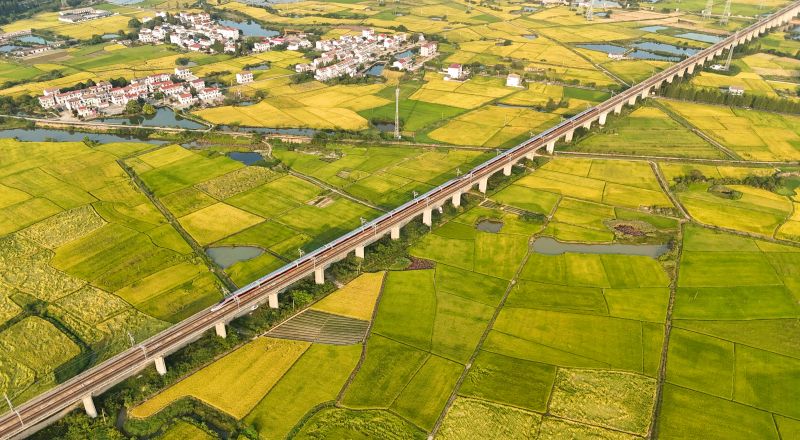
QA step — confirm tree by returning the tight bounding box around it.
[291,290,313,308]
[128,18,141,28]
[142,104,156,116]
[125,100,142,115]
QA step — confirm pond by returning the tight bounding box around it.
[476,219,504,233]
[17,35,48,45]
[366,64,385,76]
[248,63,270,70]
[218,19,279,38]
[206,246,264,269]
[633,41,697,57]
[675,32,724,44]
[628,50,679,62]
[0,128,167,144]
[531,237,669,258]
[591,0,621,7]
[576,43,627,55]
[227,151,263,165]
[374,122,395,132]
[100,108,206,129]
[0,45,21,53]
[102,34,121,40]
[394,50,414,59]
[639,25,668,33]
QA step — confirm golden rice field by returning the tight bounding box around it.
[130,338,310,419]
[311,271,385,321]
[662,100,800,161]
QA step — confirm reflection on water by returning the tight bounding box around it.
[0,128,167,144]
[228,151,263,165]
[100,108,205,129]
[532,237,669,258]
[219,19,279,37]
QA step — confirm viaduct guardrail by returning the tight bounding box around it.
[1,3,799,438]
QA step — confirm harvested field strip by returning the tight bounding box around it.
[267,309,370,345]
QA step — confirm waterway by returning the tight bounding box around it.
[219,19,279,37]
[207,246,264,269]
[675,32,724,44]
[476,219,504,233]
[228,151,263,165]
[531,237,669,258]
[0,127,167,144]
[99,108,206,129]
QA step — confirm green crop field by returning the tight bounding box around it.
[573,105,724,159]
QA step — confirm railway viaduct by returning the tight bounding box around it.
[1,3,799,438]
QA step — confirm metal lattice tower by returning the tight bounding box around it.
[723,31,737,70]
[702,0,714,19]
[394,86,401,140]
[720,0,732,25]
[585,0,594,21]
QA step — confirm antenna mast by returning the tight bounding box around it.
[723,31,737,70]
[394,86,401,140]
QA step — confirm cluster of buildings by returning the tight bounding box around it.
[391,40,438,71]
[138,12,241,54]
[37,68,222,118]
[58,7,114,23]
[294,29,422,81]
[252,34,312,53]
[0,29,63,58]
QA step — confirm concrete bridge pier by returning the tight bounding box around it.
[627,95,637,106]
[314,267,325,284]
[565,129,574,142]
[478,177,488,193]
[423,207,433,226]
[582,120,592,130]
[687,64,694,75]
[524,151,535,160]
[82,395,97,418]
[641,87,650,100]
[355,245,365,259]
[390,225,400,240]
[613,103,623,114]
[705,54,714,63]
[502,163,512,176]
[452,191,462,207]
[598,112,608,126]
[546,140,556,154]
[215,322,227,338]
[155,356,167,376]
[715,48,723,57]
[268,293,279,309]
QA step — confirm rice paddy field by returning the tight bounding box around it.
[661,100,800,161]
[0,138,217,404]
[129,144,383,286]
[274,144,491,209]
[572,105,725,159]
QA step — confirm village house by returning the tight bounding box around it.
[420,41,438,57]
[236,71,254,84]
[506,73,523,88]
[447,63,463,80]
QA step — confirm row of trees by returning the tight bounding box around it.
[661,81,800,114]
[672,169,787,193]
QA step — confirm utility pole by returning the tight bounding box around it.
[394,85,401,140]
[702,0,713,19]
[720,0,731,25]
[585,0,594,21]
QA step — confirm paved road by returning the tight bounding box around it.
[1,4,798,438]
